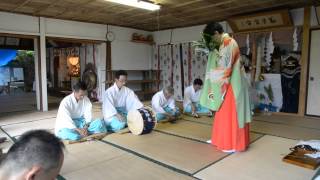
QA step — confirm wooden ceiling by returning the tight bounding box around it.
[0,0,318,31]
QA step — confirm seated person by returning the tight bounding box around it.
[0,130,64,180]
[55,81,107,141]
[152,86,180,121]
[183,78,211,117]
[102,70,143,132]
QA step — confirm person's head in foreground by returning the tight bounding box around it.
[0,130,65,180]
[73,81,88,102]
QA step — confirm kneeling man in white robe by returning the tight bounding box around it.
[183,78,211,117]
[102,70,143,132]
[55,81,107,141]
[152,86,180,121]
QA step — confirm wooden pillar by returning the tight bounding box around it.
[298,6,311,116]
[105,41,111,89]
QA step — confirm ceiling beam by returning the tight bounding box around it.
[125,0,235,22]
[151,0,302,31]
[52,0,97,18]
[86,7,136,21]
[32,0,63,15]
[10,0,33,11]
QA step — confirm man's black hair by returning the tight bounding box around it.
[73,81,87,92]
[193,78,203,86]
[115,70,128,79]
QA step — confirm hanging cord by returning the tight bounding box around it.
[84,45,87,65]
[315,6,320,25]
[171,44,174,86]
[156,8,161,90]
[93,44,96,67]
[168,29,173,45]
[157,8,160,32]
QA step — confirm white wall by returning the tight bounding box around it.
[0,12,39,35]
[111,41,152,70]
[45,18,108,41]
[44,20,154,70]
[153,21,231,45]
[109,25,152,70]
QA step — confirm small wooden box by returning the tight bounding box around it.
[283,150,320,170]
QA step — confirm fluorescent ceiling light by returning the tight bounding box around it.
[106,0,160,11]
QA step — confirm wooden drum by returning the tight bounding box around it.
[127,107,157,135]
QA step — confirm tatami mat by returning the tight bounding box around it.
[251,120,320,140]
[92,109,103,120]
[0,130,14,153]
[1,118,55,137]
[103,131,228,174]
[0,103,318,179]
[156,120,263,143]
[254,114,320,130]
[0,140,13,154]
[61,141,126,174]
[0,110,57,126]
[195,135,316,180]
[63,152,195,180]
[0,93,36,114]
[182,115,320,140]
[181,115,213,125]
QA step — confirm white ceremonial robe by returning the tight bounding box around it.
[55,93,92,135]
[183,85,201,109]
[151,90,176,114]
[102,83,143,122]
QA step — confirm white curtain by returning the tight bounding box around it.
[172,44,183,101]
[191,44,207,83]
[181,43,191,87]
[159,45,173,89]
[153,43,209,100]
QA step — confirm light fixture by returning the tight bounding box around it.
[105,0,160,11]
[68,56,79,66]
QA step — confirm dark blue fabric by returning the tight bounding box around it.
[0,49,17,66]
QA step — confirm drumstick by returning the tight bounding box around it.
[63,133,107,144]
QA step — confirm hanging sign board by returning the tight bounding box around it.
[228,10,292,33]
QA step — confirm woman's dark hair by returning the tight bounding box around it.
[203,22,224,35]
[202,22,224,50]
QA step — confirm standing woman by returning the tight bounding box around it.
[200,22,252,152]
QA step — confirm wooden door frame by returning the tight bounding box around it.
[305,27,320,117]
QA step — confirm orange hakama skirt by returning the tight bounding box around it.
[211,85,250,151]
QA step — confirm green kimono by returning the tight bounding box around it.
[200,33,252,128]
